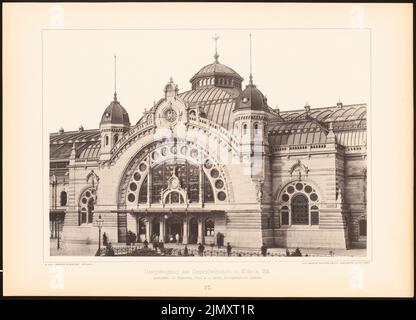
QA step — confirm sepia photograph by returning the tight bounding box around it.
[3,3,412,298]
[46,29,369,258]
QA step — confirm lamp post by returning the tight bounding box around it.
[96,215,104,256]
[56,221,61,250]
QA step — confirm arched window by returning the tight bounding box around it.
[105,135,109,146]
[189,110,196,117]
[79,187,95,225]
[205,218,215,236]
[60,191,67,206]
[138,176,148,203]
[359,219,367,237]
[281,206,289,225]
[253,123,259,135]
[114,134,119,144]
[291,194,309,225]
[87,197,94,223]
[311,205,319,225]
[243,124,248,135]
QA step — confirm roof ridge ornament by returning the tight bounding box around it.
[213,34,220,63]
[249,33,253,85]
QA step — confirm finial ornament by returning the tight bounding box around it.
[249,33,253,85]
[213,34,220,62]
[113,54,117,100]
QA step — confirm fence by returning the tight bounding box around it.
[98,244,333,257]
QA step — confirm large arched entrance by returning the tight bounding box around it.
[165,215,183,243]
[188,217,198,244]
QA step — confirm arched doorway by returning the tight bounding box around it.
[291,194,309,225]
[188,217,198,244]
[166,215,183,243]
[137,217,146,242]
[151,217,160,242]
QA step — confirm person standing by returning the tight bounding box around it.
[198,243,205,256]
[184,245,189,257]
[261,243,268,257]
[226,242,232,257]
[175,233,180,245]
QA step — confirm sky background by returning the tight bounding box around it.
[43,29,370,132]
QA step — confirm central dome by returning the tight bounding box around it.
[193,61,242,79]
[190,60,244,90]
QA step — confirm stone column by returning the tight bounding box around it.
[183,215,188,244]
[147,157,152,207]
[197,216,204,244]
[159,215,165,242]
[145,218,151,241]
[199,165,204,206]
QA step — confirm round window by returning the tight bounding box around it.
[210,169,219,178]
[180,146,188,155]
[282,194,290,202]
[128,193,136,202]
[217,191,226,201]
[129,182,137,191]
[152,151,159,160]
[190,149,198,159]
[170,146,177,154]
[310,193,318,201]
[133,172,141,181]
[161,147,168,156]
[215,179,224,189]
[295,183,303,191]
[139,163,147,172]
[204,159,213,169]
[287,186,295,194]
[305,185,313,193]
[85,191,91,198]
[81,197,87,204]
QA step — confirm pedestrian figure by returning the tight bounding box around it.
[226,242,232,257]
[261,243,268,257]
[103,232,108,247]
[159,241,165,253]
[286,248,290,256]
[175,233,180,245]
[105,242,115,256]
[198,243,205,256]
[152,241,158,252]
[184,245,189,256]
[143,239,149,248]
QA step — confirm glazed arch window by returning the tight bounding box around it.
[79,187,96,225]
[359,219,367,237]
[205,218,215,236]
[291,194,309,225]
[311,206,319,225]
[281,206,289,225]
[60,191,67,206]
[253,123,259,135]
[243,124,248,135]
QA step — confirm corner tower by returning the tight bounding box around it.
[99,56,130,161]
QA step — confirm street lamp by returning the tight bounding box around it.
[96,215,104,256]
[56,220,61,250]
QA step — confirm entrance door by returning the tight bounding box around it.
[166,216,183,243]
[188,218,198,244]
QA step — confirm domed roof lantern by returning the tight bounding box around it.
[164,77,179,98]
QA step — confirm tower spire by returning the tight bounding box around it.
[213,34,220,62]
[249,33,253,85]
[113,54,117,101]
